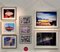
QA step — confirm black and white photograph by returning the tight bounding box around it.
[20,35,31,44]
[19,16,31,25]
[20,25,31,34]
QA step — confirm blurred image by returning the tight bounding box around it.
[20,17,31,24]
[2,35,17,48]
[20,35,31,44]
[20,26,31,34]
[4,36,15,46]
[36,12,57,26]
[37,32,56,46]
[4,9,14,18]
[4,23,15,32]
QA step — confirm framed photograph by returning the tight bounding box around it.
[35,11,57,28]
[1,35,17,49]
[2,21,16,34]
[2,7,17,20]
[19,16,31,25]
[19,25,31,35]
[35,30,58,48]
[20,35,31,44]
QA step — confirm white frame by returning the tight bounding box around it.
[34,29,58,48]
[34,11,58,29]
[2,35,17,49]
[2,21,16,34]
[2,7,17,20]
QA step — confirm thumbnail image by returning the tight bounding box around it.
[4,23,15,32]
[36,32,56,46]
[2,35,17,48]
[2,22,16,34]
[2,7,16,20]
[4,9,14,18]
[20,17,31,25]
[20,25,31,34]
[4,36,15,46]
[20,35,31,44]
[36,12,57,26]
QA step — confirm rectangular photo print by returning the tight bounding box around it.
[1,35,17,49]
[20,35,31,44]
[35,11,57,28]
[19,16,31,25]
[19,25,31,35]
[35,30,58,48]
[2,7,17,20]
[2,21,16,34]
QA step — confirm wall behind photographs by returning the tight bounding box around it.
[0,0,60,52]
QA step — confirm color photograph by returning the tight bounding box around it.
[2,7,16,20]
[35,30,58,48]
[36,11,57,26]
[2,21,16,34]
[5,23,14,31]
[2,35,17,49]
[37,32,56,46]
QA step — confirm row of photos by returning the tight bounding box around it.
[1,7,58,49]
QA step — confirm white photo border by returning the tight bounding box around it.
[1,7,17,20]
[34,29,58,48]
[34,11,58,29]
[2,21,16,34]
[1,35,17,49]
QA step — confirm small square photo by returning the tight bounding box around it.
[20,25,31,34]
[20,35,31,44]
[19,16,31,25]
[2,35,17,49]
[2,21,16,34]
[2,7,17,20]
